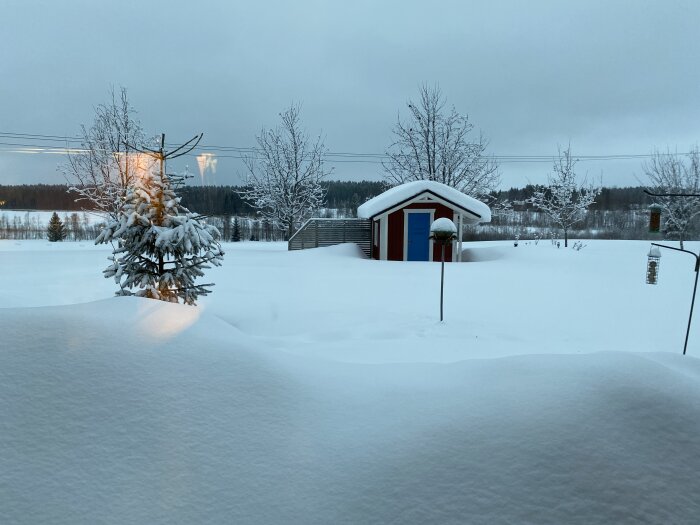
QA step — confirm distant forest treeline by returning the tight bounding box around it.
[0,182,670,242]
[0,181,649,214]
[0,181,388,215]
[494,185,650,211]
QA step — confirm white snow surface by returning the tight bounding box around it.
[2,239,700,523]
[356,180,492,222]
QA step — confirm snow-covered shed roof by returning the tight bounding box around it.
[357,180,491,222]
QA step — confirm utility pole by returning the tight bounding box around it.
[125,132,204,283]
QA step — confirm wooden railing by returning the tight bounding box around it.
[288,218,371,257]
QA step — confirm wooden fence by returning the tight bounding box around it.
[288,218,371,257]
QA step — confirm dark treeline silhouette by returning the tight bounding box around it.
[0,182,673,242]
[492,186,649,211]
[173,180,388,217]
[1,181,648,214]
[0,180,388,216]
[0,184,86,210]
[468,186,659,242]
[323,180,386,215]
[179,186,254,215]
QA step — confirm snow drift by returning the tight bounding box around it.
[3,240,700,523]
[2,297,700,524]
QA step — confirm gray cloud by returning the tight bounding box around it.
[1,0,698,188]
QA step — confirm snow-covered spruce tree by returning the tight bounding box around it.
[530,146,600,247]
[95,165,224,305]
[240,103,329,239]
[47,212,67,242]
[643,147,700,250]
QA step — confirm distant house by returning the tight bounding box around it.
[357,181,491,261]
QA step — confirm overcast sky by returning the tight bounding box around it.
[1,0,699,189]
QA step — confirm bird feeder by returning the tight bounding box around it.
[430,218,457,322]
[649,206,661,233]
[646,245,661,285]
[430,218,458,244]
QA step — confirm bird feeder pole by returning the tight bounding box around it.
[644,189,700,355]
[440,242,446,321]
[648,242,700,356]
[430,218,458,322]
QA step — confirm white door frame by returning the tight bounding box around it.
[403,209,435,261]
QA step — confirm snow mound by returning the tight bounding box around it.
[460,245,509,262]
[289,242,367,258]
[2,297,700,524]
[430,216,457,233]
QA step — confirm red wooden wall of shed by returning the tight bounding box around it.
[386,202,454,261]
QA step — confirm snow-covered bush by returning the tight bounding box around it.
[95,167,224,305]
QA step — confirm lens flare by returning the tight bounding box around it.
[196,153,218,185]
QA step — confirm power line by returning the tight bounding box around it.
[0,140,389,165]
[0,129,695,165]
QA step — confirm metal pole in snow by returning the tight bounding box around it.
[440,243,445,322]
[683,258,700,355]
[651,242,700,355]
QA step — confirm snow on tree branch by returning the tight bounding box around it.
[95,156,224,305]
[383,84,499,199]
[643,147,700,250]
[239,104,330,239]
[529,146,601,247]
[61,87,147,221]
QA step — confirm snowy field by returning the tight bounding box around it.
[2,239,700,523]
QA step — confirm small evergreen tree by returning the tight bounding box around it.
[47,212,67,242]
[95,164,224,305]
[232,216,241,242]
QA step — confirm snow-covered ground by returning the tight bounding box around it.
[2,239,700,523]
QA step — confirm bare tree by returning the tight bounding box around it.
[62,86,147,220]
[530,146,601,247]
[240,104,329,239]
[383,84,499,198]
[643,147,700,250]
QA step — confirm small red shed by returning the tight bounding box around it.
[357,181,491,262]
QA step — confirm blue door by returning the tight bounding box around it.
[406,213,431,261]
